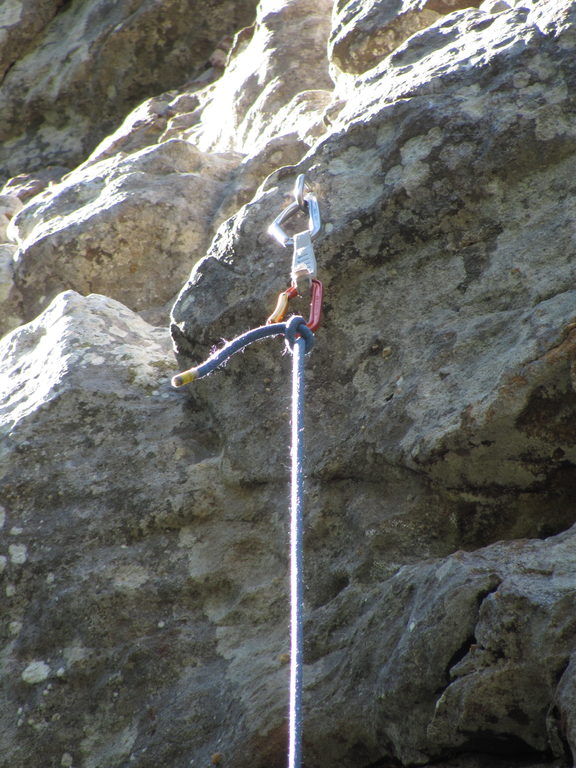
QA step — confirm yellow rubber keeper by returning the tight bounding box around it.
[171,368,198,388]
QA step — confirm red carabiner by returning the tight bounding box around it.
[306,278,323,332]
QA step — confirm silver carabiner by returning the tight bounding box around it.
[268,192,321,248]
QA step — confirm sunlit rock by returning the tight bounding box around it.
[5,140,239,329]
[0,0,258,182]
[330,0,441,75]
[182,0,334,155]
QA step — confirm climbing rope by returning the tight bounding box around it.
[289,330,306,768]
[172,175,322,768]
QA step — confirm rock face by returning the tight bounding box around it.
[0,0,258,182]
[5,139,240,330]
[2,1,576,768]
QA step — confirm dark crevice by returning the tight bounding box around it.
[547,704,572,765]
[456,732,552,761]
[308,570,350,609]
[424,746,559,768]
[438,579,501,692]
[445,634,476,675]
[476,579,502,606]
[444,473,576,551]
[0,59,16,88]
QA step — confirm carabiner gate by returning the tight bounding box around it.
[294,174,308,211]
[306,278,323,333]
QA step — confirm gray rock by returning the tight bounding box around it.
[0,166,71,203]
[2,0,576,766]
[3,139,239,336]
[169,0,576,757]
[0,193,22,241]
[480,0,512,12]
[303,529,576,765]
[0,243,22,334]
[3,290,576,768]
[329,0,486,76]
[0,0,338,339]
[0,0,65,80]
[173,0,576,504]
[329,0,441,75]
[0,0,258,182]
[182,0,335,156]
[554,653,576,764]
[0,291,239,767]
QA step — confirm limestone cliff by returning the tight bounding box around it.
[1,1,576,767]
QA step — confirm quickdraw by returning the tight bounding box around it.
[266,279,323,332]
[267,175,324,333]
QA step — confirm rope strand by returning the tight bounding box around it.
[289,335,306,768]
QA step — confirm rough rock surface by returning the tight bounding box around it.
[0,0,65,81]
[328,0,483,75]
[173,0,576,518]
[2,1,576,768]
[0,0,335,335]
[3,139,240,333]
[0,0,258,182]
[183,0,334,155]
